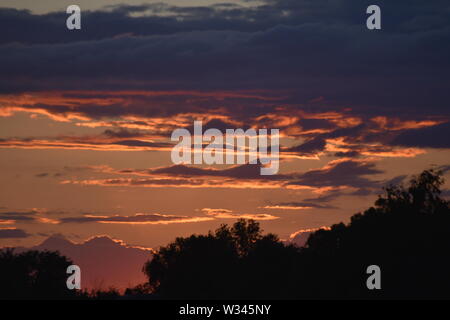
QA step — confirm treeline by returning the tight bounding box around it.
[1,170,450,299]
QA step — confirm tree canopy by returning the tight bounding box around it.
[0,249,76,299]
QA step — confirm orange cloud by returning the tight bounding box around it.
[260,205,312,210]
[61,177,288,189]
[201,208,279,221]
[0,220,15,225]
[60,213,214,225]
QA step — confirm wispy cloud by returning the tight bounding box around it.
[60,213,213,225]
[201,208,279,221]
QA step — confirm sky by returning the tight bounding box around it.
[0,0,450,260]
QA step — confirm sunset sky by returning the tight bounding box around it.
[1,0,449,253]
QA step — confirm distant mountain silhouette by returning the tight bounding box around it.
[16,235,152,291]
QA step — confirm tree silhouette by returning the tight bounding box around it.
[143,219,298,299]
[296,169,450,299]
[143,169,450,299]
[0,249,77,299]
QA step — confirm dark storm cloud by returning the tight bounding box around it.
[0,0,449,151]
[297,118,336,133]
[334,151,360,158]
[4,91,276,122]
[0,4,263,45]
[103,128,145,139]
[1,1,449,45]
[286,159,383,189]
[112,139,170,148]
[390,122,450,149]
[286,138,327,155]
[1,22,448,121]
[2,23,447,82]
[288,119,447,157]
[72,159,385,191]
[274,162,402,203]
[149,163,285,180]
[0,211,38,222]
[284,190,346,209]
[110,163,287,182]
[0,0,449,98]
[35,173,49,178]
[0,228,30,238]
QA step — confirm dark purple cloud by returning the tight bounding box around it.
[286,159,383,189]
[391,122,450,149]
[103,128,146,139]
[286,138,327,155]
[35,173,49,178]
[0,228,30,238]
[0,0,449,118]
[0,211,38,222]
[2,1,449,45]
[148,163,283,180]
[67,159,386,193]
[0,0,449,153]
